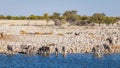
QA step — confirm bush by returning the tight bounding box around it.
[20,30,27,34]
[35,32,44,35]
[57,33,64,36]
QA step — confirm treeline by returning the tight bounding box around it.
[0,10,120,25]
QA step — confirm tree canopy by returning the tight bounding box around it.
[0,10,120,25]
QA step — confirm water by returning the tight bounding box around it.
[0,53,120,68]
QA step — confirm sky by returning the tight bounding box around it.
[0,0,120,16]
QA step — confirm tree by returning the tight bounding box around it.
[0,15,6,19]
[20,16,26,20]
[62,10,79,25]
[51,12,60,20]
[29,15,39,20]
[91,13,106,25]
[105,17,117,25]
[80,15,90,20]
[6,16,12,20]
[42,13,49,20]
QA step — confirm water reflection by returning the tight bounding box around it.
[0,53,120,68]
